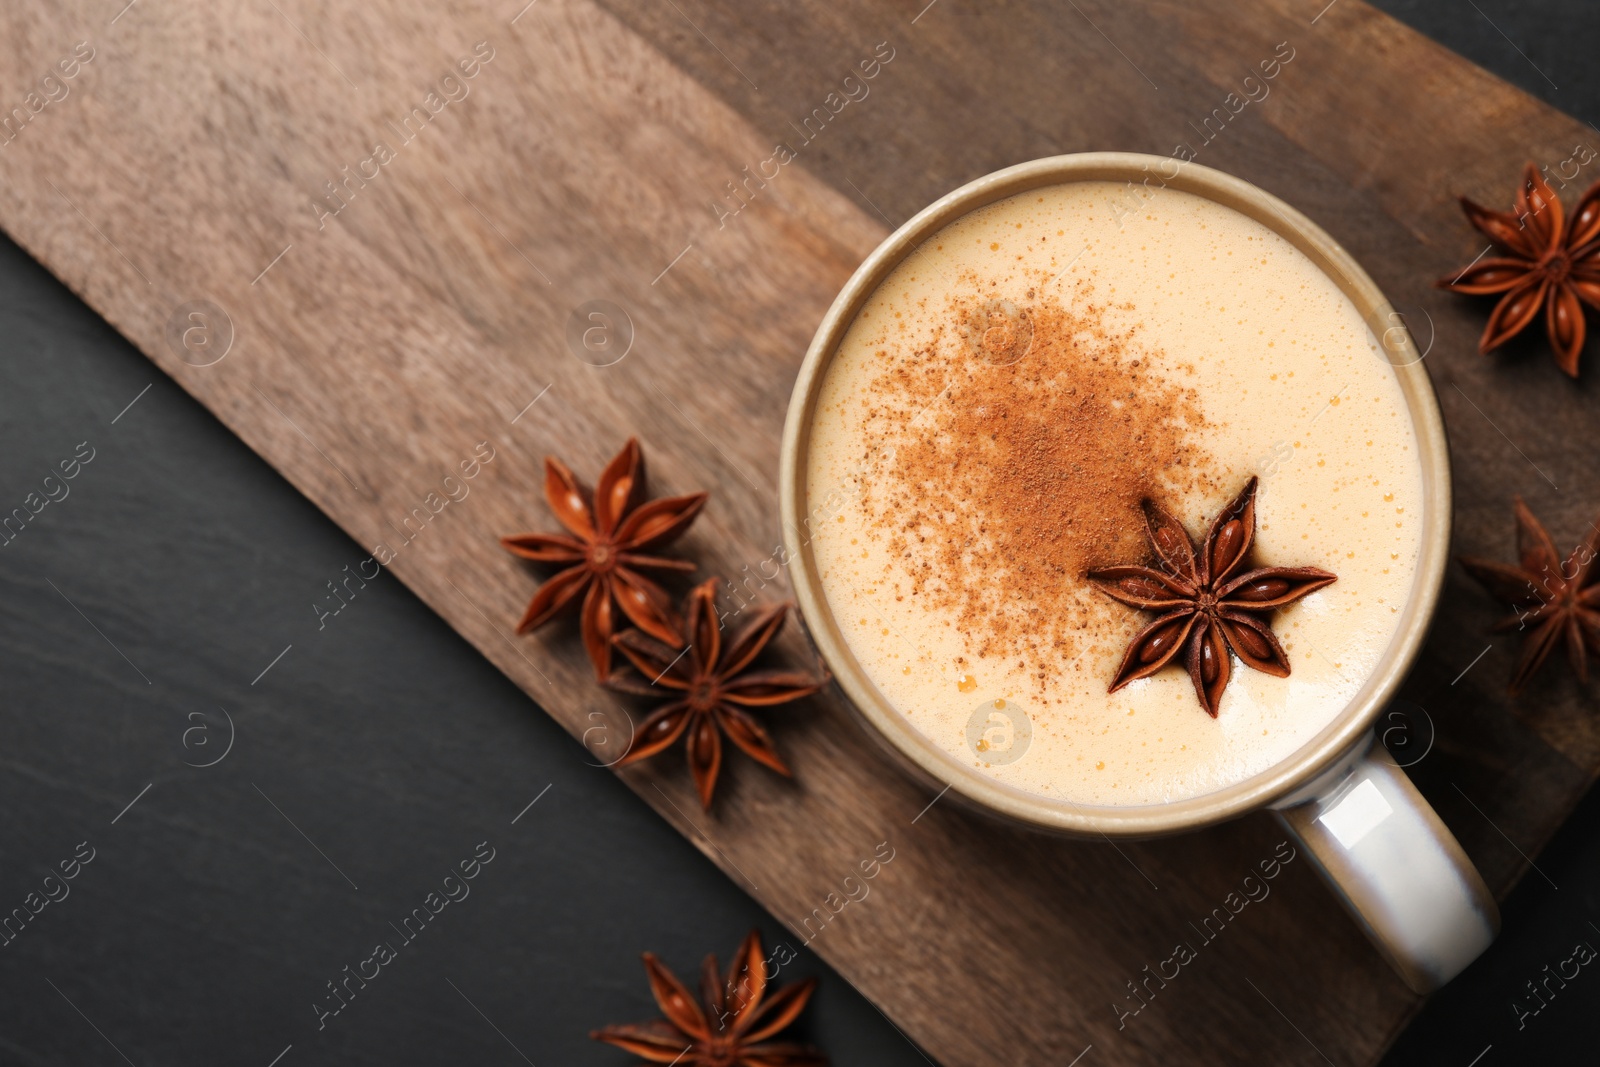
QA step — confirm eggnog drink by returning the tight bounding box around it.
[805,181,1424,807]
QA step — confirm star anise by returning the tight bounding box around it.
[501,438,707,681]
[1459,496,1600,694]
[607,577,824,809]
[1087,477,1338,717]
[1437,163,1600,377]
[591,929,825,1066]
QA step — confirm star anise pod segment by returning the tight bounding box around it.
[1438,163,1600,377]
[591,929,825,1066]
[501,437,707,680]
[1087,477,1337,717]
[608,578,824,809]
[1459,496,1600,694]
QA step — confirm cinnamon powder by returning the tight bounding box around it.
[850,286,1217,677]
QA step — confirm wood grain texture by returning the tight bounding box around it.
[0,1,1595,1064]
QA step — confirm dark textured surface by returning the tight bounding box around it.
[0,3,1596,1066]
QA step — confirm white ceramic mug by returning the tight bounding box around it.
[779,153,1498,993]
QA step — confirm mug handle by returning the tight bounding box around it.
[1272,735,1499,993]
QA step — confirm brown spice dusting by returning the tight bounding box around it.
[852,285,1216,684]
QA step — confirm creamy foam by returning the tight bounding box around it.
[806,181,1424,807]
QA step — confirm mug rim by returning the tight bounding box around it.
[778,152,1451,837]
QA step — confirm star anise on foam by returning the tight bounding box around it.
[591,929,825,1066]
[1087,477,1338,718]
[501,438,707,681]
[1437,163,1600,377]
[607,578,824,809]
[1458,496,1600,695]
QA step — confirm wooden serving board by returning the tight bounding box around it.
[2,1,1597,1062]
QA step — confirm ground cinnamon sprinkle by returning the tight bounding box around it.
[852,281,1217,680]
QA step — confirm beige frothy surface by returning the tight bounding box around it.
[805,181,1424,807]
